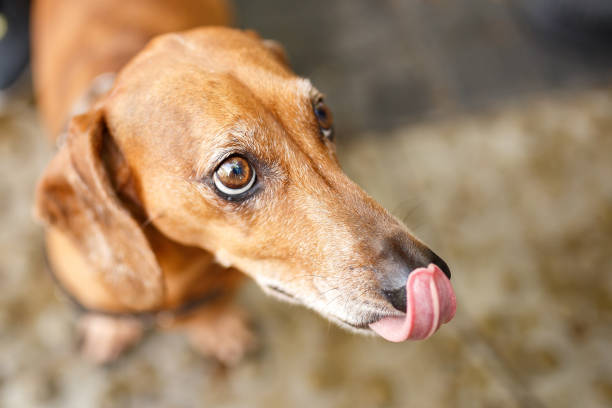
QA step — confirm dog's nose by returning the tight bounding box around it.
[382,286,408,313]
[380,245,451,313]
[429,251,451,279]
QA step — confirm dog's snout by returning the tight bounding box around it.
[378,237,451,313]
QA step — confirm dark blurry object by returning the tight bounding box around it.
[513,0,612,53]
[0,0,30,90]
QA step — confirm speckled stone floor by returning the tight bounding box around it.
[1,1,612,407]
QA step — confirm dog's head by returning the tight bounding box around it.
[36,28,455,341]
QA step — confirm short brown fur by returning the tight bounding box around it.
[33,0,445,364]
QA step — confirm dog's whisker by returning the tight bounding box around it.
[320,286,340,296]
[322,291,346,310]
[286,273,327,281]
[399,202,422,225]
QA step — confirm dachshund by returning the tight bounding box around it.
[32,0,456,364]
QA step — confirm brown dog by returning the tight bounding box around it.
[32,0,456,364]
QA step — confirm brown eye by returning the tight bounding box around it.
[314,98,334,140]
[213,156,256,196]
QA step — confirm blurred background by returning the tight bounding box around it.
[1,0,611,407]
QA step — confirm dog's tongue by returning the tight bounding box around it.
[369,264,456,342]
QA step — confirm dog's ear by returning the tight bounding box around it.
[243,30,290,67]
[262,39,290,67]
[35,110,164,311]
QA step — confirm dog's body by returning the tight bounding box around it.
[32,0,456,364]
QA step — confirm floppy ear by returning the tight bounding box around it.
[35,110,164,311]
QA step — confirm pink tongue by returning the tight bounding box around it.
[369,264,456,342]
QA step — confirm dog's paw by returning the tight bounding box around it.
[185,305,258,366]
[77,315,143,364]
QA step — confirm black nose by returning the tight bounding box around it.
[382,287,408,313]
[379,244,451,313]
[430,251,451,279]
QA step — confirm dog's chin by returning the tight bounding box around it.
[260,283,379,335]
[326,315,375,335]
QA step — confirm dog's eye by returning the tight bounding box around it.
[213,156,256,196]
[313,98,334,141]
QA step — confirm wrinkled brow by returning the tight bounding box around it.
[193,121,261,179]
[192,77,317,179]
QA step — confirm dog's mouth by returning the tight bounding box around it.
[263,284,302,305]
[368,264,456,341]
[263,264,456,341]
[266,285,295,299]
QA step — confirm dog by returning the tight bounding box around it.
[32,0,456,364]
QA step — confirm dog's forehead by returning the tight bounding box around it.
[108,28,315,126]
[106,28,333,176]
[109,61,314,139]
[114,27,295,88]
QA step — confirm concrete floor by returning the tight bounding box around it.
[1,1,612,407]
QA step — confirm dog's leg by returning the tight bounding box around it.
[77,314,144,364]
[163,300,257,366]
